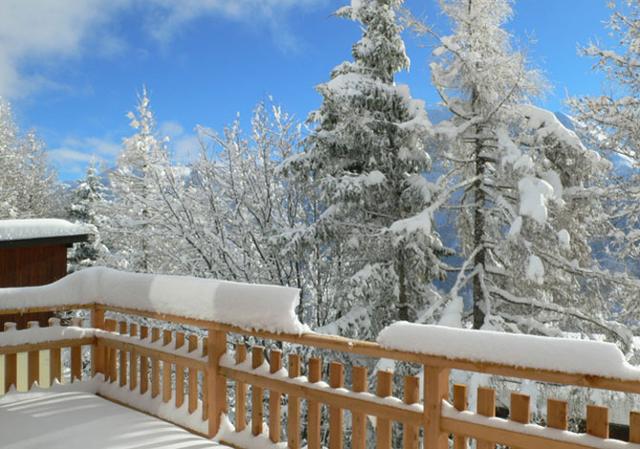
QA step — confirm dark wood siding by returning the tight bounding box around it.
[0,245,67,328]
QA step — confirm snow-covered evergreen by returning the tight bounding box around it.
[67,163,110,271]
[288,0,446,338]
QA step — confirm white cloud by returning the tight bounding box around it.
[160,120,201,163]
[142,0,326,44]
[160,120,185,138]
[0,0,129,98]
[48,135,121,176]
[0,0,325,99]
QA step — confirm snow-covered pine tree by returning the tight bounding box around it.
[108,88,171,272]
[288,0,446,338]
[68,162,110,271]
[421,0,634,345]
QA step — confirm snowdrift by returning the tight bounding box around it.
[0,267,306,335]
[378,321,640,381]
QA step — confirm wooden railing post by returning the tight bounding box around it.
[287,354,301,449]
[376,370,393,449]
[48,318,62,385]
[351,365,368,449]
[187,334,198,414]
[452,384,468,449]
[27,321,40,388]
[4,322,17,392]
[307,357,322,449]
[329,361,344,449]
[206,327,227,438]
[424,366,449,449]
[70,317,83,382]
[91,306,105,378]
[403,376,420,449]
[251,346,265,436]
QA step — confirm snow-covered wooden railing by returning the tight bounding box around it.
[1,268,640,449]
[0,317,91,391]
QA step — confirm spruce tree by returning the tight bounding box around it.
[289,0,446,337]
[68,162,109,271]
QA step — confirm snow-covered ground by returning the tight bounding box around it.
[0,389,226,449]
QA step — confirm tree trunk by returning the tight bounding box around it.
[472,127,487,329]
[398,252,409,321]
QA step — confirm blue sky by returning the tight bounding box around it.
[0,0,615,181]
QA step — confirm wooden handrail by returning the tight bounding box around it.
[0,337,95,355]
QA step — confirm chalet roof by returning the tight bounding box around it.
[0,219,91,248]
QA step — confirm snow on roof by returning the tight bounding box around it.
[0,219,90,242]
[0,267,307,335]
[377,322,640,382]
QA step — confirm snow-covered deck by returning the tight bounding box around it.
[0,389,226,449]
[1,267,640,449]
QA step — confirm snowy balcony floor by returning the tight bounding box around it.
[0,390,227,449]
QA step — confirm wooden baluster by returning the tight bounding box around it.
[27,321,40,388]
[129,323,138,391]
[48,318,62,385]
[329,362,344,449]
[105,319,117,382]
[91,306,105,377]
[452,384,468,449]
[175,331,185,408]
[287,354,301,449]
[252,346,265,437]
[70,317,83,382]
[206,329,227,437]
[511,393,530,424]
[307,357,322,449]
[403,376,420,449]
[376,370,393,449]
[352,365,368,449]
[424,367,450,449]
[151,327,160,398]
[235,343,248,432]
[477,387,496,449]
[630,411,640,443]
[119,321,128,387]
[140,326,149,394]
[4,322,17,392]
[511,392,530,449]
[547,399,568,431]
[202,337,209,421]
[269,349,283,443]
[587,405,609,439]
[163,330,172,403]
[188,335,198,414]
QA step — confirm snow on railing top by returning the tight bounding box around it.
[0,325,94,348]
[0,218,90,241]
[0,267,308,335]
[377,322,640,382]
